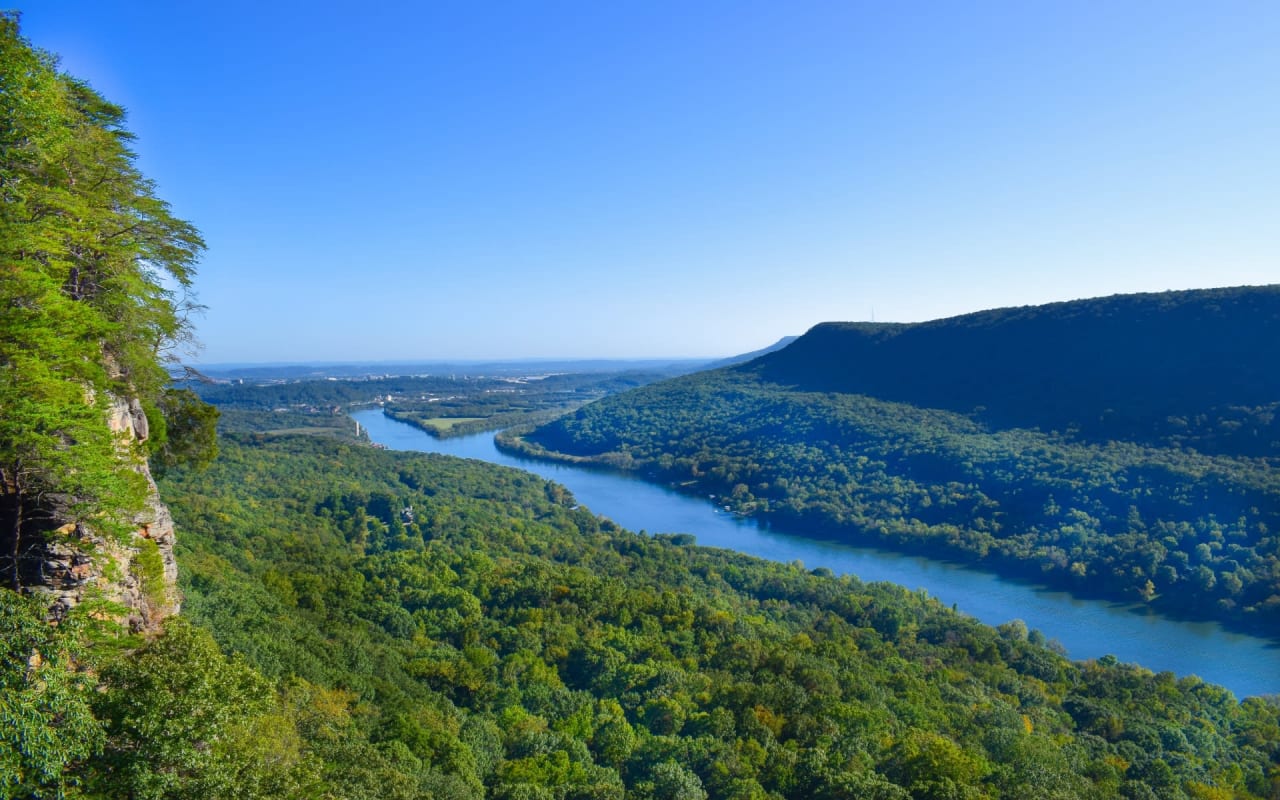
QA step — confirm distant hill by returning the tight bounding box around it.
[705,335,800,370]
[195,357,707,383]
[746,286,1280,453]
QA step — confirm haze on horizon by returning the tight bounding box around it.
[18,1,1279,363]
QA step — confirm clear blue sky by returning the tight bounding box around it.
[17,1,1280,363]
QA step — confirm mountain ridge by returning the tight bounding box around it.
[745,285,1280,453]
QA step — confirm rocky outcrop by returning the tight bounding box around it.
[33,395,179,632]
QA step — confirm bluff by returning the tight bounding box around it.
[20,395,181,630]
[0,14,204,630]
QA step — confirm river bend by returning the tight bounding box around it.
[354,408,1279,698]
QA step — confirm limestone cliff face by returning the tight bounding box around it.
[36,395,179,632]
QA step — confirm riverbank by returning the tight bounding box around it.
[495,430,1280,644]
[354,409,1280,698]
[386,405,588,440]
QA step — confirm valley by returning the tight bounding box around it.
[5,10,1279,798]
[356,408,1280,699]
[514,288,1280,639]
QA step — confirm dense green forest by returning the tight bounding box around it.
[8,419,1280,797]
[153,429,1278,799]
[517,289,1280,636]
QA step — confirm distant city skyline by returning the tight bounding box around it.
[19,1,1279,362]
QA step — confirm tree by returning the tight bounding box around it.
[0,12,206,588]
[650,762,707,800]
[87,619,285,799]
[0,592,103,797]
[151,388,220,474]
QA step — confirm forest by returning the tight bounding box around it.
[516,290,1280,636]
[125,428,1280,797]
[3,12,1279,798]
[7,409,1280,797]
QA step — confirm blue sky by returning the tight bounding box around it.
[17,1,1280,362]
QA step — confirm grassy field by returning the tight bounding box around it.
[414,416,487,432]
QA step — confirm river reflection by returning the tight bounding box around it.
[354,408,1279,698]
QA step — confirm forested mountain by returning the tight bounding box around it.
[0,13,218,794]
[516,288,1280,634]
[749,287,1280,455]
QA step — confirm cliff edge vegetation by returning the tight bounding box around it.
[0,14,218,797]
[0,11,218,623]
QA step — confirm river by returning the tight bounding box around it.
[353,408,1279,698]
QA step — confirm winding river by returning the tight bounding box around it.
[354,408,1279,698]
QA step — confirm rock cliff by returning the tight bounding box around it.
[33,395,179,632]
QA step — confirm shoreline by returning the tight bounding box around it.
[495,430,1280,647]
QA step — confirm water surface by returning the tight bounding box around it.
[355,408,1279,698]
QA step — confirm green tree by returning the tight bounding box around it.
[0,12,206,588]
[150,388,220,473]
[0,592,103,798]
[87,619,286,799]
[883,731,991,800]
[651,762,707,800]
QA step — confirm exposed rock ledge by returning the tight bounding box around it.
[33,395,179,632]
